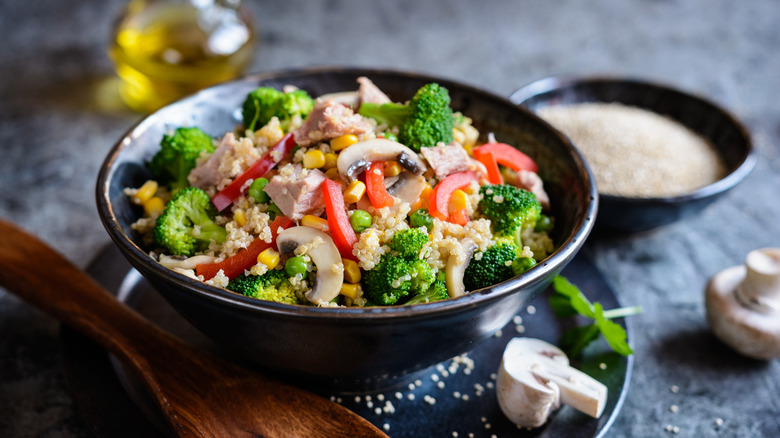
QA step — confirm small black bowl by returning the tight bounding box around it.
[97,67,597,391]
[511,76,756,234]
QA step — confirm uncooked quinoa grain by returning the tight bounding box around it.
[538,102,726,197]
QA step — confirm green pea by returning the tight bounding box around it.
[511,257,537,275]
[410,209,434,232]
[382,132,398,142]
[248,177,270,203]
[349,209,372,233]
[284,256,308,277]
[534,215,553,232]
[266,202,282,220]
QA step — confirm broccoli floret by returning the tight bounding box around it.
[400,83,454,152]
[478,184,542,238]
[463,242,519,291]
[226,270,302,304]
[358,83,454,152]
[388,227,429,259]
[153,187,226,256]
[406,279,449,304]
[362,256,413,305]
[363,227,442,305]
[149,127,214,192]
[242,87,314,131]
[408,258,436,293]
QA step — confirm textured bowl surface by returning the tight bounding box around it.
[511,76,755,234]
[97,67,597,390]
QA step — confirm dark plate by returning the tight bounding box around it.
[62,244,632,438]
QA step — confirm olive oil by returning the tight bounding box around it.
[110,0,254,113]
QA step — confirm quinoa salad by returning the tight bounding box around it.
[125,77,554,307]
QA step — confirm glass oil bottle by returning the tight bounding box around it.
[109,0,254,113]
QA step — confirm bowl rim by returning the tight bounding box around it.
[96,66,598,320]
[509,74,757,204]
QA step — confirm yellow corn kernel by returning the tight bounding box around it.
[303,149,326,169]
[342,180,366,204]
[449,189,469,211]
[257,248,280,269]
[330,134,359,151]
[383,161,402,177]
[340,283,359,300]
[342,258,361,283]
[325,167,341,180]
[233,208,247,227]
[134,180,158,205]
[302,214,329,232]
[143,196,165,217]
[452,128,466,146]
[462,142,473,155]
[420,182,433,199]
[323,153,338,169]
[411,182,433,211]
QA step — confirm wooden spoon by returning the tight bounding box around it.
[0,219,387,438]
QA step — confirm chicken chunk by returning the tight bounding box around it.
[293,100,372,147]
[263,165,327,220]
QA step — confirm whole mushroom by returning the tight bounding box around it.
[496,337,607,428]
[705,247,780,359]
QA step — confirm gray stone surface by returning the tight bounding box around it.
[1,0,778,436]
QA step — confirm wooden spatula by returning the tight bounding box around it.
[0,219,387,438]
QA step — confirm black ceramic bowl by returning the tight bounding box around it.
[97,67,597,391]
[511,76,755,233]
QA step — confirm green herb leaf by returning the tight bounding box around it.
[594,303,634,356]
[551,276,595,318]
[560,324,601,358]
[550,275,640,357]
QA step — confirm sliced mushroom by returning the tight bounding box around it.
[336,139,426,181]
[705,247,780,359]
[276,226,344,304]
[385,172,427,206]
[159,254,218,270]
[497,337,608,428]
[445,238,478,298]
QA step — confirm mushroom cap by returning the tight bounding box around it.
[276,226,344,304]
[336,139,426,181]
[497,338,567,427]
[706,264,780,359]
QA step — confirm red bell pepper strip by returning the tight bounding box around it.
[211,133,296,211]
[195,215,294,280]
[322,178,359,261]
[365,161,394,209]
[428,171,477,221]
[472,143,538,174]
[475,150,503,185]
[448,208,470,226]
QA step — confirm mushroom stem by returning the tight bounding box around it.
[705,248,780,359]
[529,356,607,418]
[736,248,780,314]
